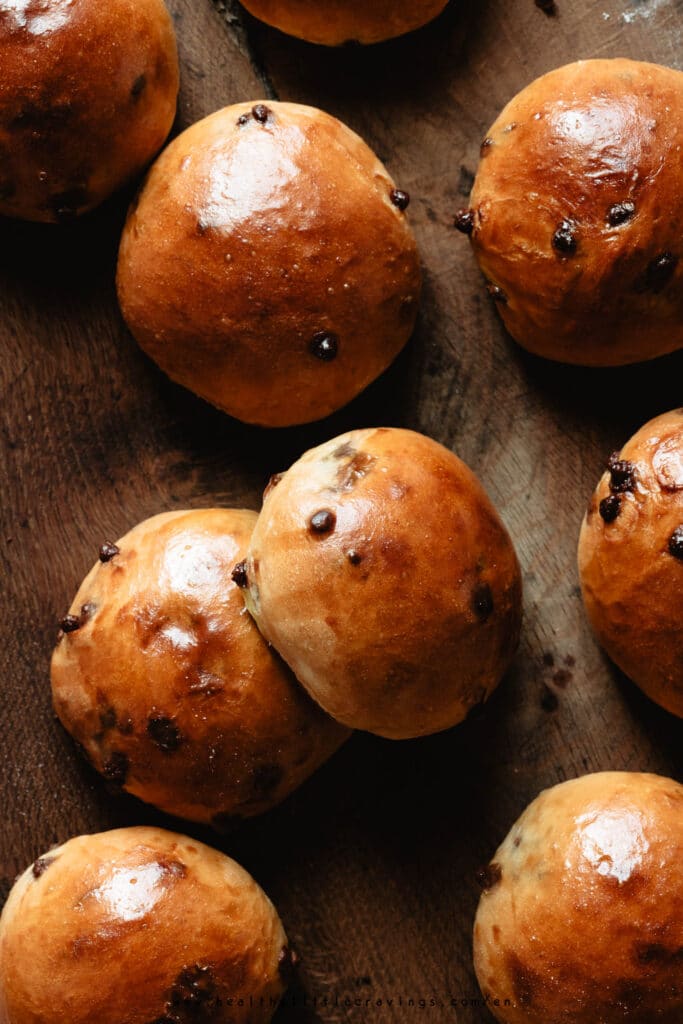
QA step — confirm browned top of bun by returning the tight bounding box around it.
[469,59,683,366]
[474,772,683,1024]
[0,0,178,222]
[50,509,349,825]
[239,0,448,45]
[116,101,421,427]
[244,428,522,738]
[578,408,683,716]
[0,827,287,1024]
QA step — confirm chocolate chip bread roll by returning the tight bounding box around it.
[238,0,449,45]
[458,59,683,365]
[578,409,683,717]
[116,101,421,426]
[0,827,290,1024]
[50,509,349,827]
[474,772,683,1023]
[0,0,178,222]
[240,428,523,738]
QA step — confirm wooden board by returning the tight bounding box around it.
[2,1,683,1020]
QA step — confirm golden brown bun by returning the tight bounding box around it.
[0,0,178,223]
[473,772,683,1024]
[578,409,683,717]
[242,428,522,738]
[238,0,448,45]
[0,826,289,1024]
[465,59,683,366]
[50,509,349,826]
[116,101,421,427]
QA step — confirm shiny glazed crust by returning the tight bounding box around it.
[0,826,288,1024]
[0,0,179,222]
[468,59,683,366]
[50,509,349,825]
[116,101,421,427]
[238,0,449,45]
[243,428,522,738]
[578,409,683,717]
[473,772,683,1023]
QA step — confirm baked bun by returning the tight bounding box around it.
[578,409,683,717]
[50,509,349,826]
[0,826,290,1024]
[116,101,421,427]
[238,0,448,45]
[240,428,522,738]
[473,771,683,1023]
[460,59,683,365]
[0,0,178,223]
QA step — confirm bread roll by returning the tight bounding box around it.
[0,0,178,223]
[578,409,683,717]
[0,826,289,1024]
[459,59,683,365]
[238,0,449,45]
[116,101,421,427]
[50,509,349,827]
[473,771,683,1023]
[240,428,522,738]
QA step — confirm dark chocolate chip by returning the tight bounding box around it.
[60,614,81,633]
[80,602,96,623]
[390,188,410,211]
[541,685,559,712]
[236,112,250,126]
[99,707,117,731]
[147,716,182,752]
[309,509,336,534]
[472,583,494,621]
[32,856,54,879]
[599,495,622,523]
[103,751,129,786]
[231,560,248,588]
[310,331,338,362]
[607,454,636,493]
[454,209,474,235]
[99,541,120,562]
[552,220,577,255]
[668,527,683,559]
[278,945,301,984]
[170,965,218,1010]
[476,862,503,890]
[486,282,508,303]
[607,201,635,227]
[131,74,147,100]
[252,103,270,124]
[535,0,557,14]
[347,549,362,566]
[480,137,494,156]
[642,252,678,292]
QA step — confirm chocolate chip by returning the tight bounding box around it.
[642,252,678,292]
[99,541,120,562]
[252,104,270,124]
[599,495,622,523]
[59,614,81,633]
[390,188,410,211]
[347,549,362,565]
[486,282,508,303]
[309,509,336,534]
[454,209,474,235]
[147,716,182,752]
[80,602,96,623]
[535,0,557,15]
[552,220,577,255]
[99,707,117,731]
[472,583,494,621]
[310,331,338,362]
[231,560,248,588]
[170,965,217,1011]
[131,74,146,100]
[236,112,250,126]
[476,862,503,890]
[278,946,301,984]
[103,751,129,786]
[480,137,494,156]
[49,185,89,221]
[668,527,683,559]
[607,201,635,227]
[541,685,559,712]
[32,856,54,879]
[608,453,636,493]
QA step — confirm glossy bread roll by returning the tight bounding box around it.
[0,0,179,223]
[0,827,290,1024]
[240,428,522,738]
[50,509,349,827]
[238,0,449,45]
[578,409,683,717]
[473,772,683,1023]
[117,101,421,427]
[461,59,683,365]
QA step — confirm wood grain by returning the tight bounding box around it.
[1,1,682,1021]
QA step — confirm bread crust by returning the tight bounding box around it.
[238,0,449,45]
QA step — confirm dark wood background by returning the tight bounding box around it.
[2,1,683,1020]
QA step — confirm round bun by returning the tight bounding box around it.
[50,509,349,826]
[116,101,421,427]
[241,428,522,738]
[473,771,683,1023]
[463,59,683,365]
[0,0,178,223]
[578,409,683,717]
[0,826,289,1024]
[238,0,448,45]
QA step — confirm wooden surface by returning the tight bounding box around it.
[2,1,683,1020]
